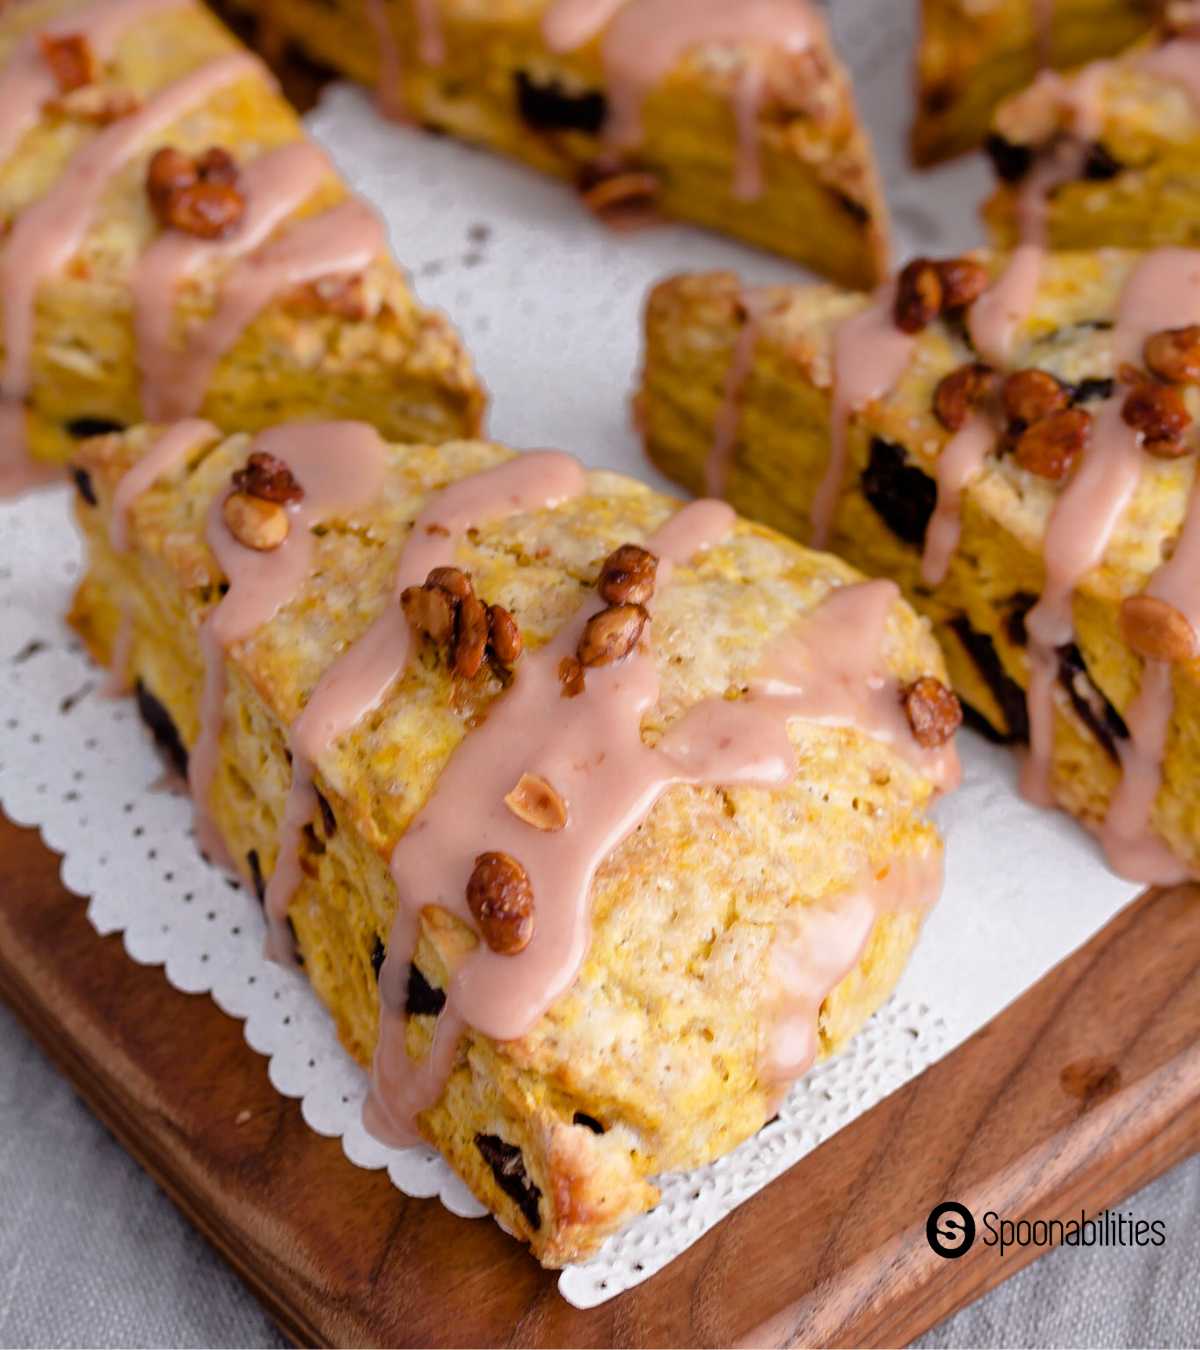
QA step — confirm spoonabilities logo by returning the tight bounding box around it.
[927,1201,976,1259]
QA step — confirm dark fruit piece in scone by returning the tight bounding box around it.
[860,437,936,548]
[134,680,188,778]
[474,1132,543,1230]
[514,70,606,135]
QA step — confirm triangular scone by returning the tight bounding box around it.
[983,15,1200,250]
[641,248,1200,882]
[224,0,889,287]
[69,420,955,1264]
[913,0,1155,163]
[0,0,484,490]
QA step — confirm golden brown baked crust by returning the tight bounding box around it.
[225,0,889,287]
[913,0,1157,164]
[0,0,483,471]
[69,422,950,1265]
[639,255,1200,875]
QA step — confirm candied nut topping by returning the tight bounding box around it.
[893,258,943,334]
[936,257,990,311]
[900,676,963,748]
[146,145,245,239]
[1119,594,1199,664]
[232,451,304,504]
[222,491,289,551]
[578,168,660,218]
[426,565,472,601]
[558,655,585,698]
[598,543,658,606]
[1014,407,1091,480]
[933,362,997,432]
[1144,326,1200,386]
[577,602,648,668]
[290,272,370,321]
[504,772,568,832]
[487,604,523,668]
[1121,381,1192,455]
[45,82,140,123]
[453,591,489,679]
[466,851,535,955]
[39,32,96,92]
[401,582,457,647]
[1002,369,1070,426]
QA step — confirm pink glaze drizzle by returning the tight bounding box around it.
[0,0,187,163]
[1138,36,1200,109]
[762,848,942,1086]
[546,0,821,203]
[366,556,957,1148]
[815,285,915,548]
[110,419,220,552]
[922,414,996,587]
[144,197,384,422]
[187,423,388,869]
[262,451,590,961]
[133,141,332,416]
[705,290,767,498]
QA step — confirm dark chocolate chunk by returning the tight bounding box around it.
[315,787,336,836]
[1081,141,1123,181]
[833,189,870,225]
[860,437,937,549]
[404,963,447,1016]
[1070,377,1115,405]
[948,616,1030,744]
[246,849,265,903]
[70,465,97,506]
[984,132,1033,183]
[515,70,606,135]
[572,1112,605,1134]
[66,416,125,440]
[371,935,386,980]
[1004,592,1038,648]
[474,1132,543,1231]
[134,680,189,778]
[1057,643,1128,762]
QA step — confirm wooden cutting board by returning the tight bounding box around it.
[1,809,1197,1347]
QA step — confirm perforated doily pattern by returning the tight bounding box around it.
[0,1,1144,1309]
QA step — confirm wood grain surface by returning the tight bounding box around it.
[1,809,1196,1347]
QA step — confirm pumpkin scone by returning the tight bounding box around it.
[639,247,1200,883]
[0,0,483,494]
[983,10,1200,250]
[222,0,889,287]
[913,0,1158,164]
[68,420,958,1265]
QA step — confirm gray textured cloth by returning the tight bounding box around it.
[1,1001,1196,1349]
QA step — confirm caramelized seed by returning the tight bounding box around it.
[194,145,239,186]
[146,146,196,214]
[1122,381,1191,451]
[900,676,963,748]
[39,32,95,92]
[1119,594,1199,664]
[161,180,245,239]
[222,491,289,551]
[466,852,534,955]
[487,604,523,667]
[1144,325,1200,385]
[453,591,489,679]
[598,543,658,606]
[1002,369,1070,426]
[1014,407,1091,480]
[933,362,997,432]
[558,655,585,698]
[401,583,457,647]
[232,451,304,504]
[936,257,990,311]
[893,258,943,334]
[577,603,648,667]
[426,566,472,601]
[504,773,568,832]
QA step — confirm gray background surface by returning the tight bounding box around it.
[1,1001,1196,1350]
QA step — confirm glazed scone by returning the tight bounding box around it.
[983,15,1200,250]
[0,0,483,491]
[68,420,958,1265]
[913,0,1157,164]
[223,0,890,287]
[639,247,1200,883]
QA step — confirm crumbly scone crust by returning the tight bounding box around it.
[0,0,483,466]
[69,425,947,1265]
[224,0,889,287]
[913,0,1156,164]
[640,256,1200,869]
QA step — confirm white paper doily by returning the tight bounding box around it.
[0,2,1146,1310]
